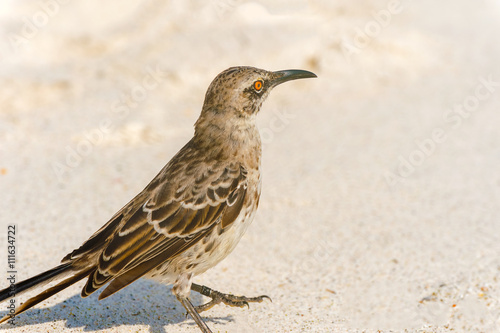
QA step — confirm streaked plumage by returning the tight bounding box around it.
[0,66,316,332]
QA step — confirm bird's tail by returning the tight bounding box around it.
[0,263,92,323]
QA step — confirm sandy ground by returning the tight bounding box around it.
[1,0,500,332]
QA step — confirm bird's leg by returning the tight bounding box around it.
[191,283,271,313]
[177,296,213,333]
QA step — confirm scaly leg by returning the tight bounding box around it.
[177,296,212,333]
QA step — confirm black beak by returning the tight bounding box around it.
[272,69,317,86]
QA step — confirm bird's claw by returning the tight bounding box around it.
[194,290,271,313]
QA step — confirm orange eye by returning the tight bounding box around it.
[254,80,263,91]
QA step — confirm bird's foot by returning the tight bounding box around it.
[191,283,271,313]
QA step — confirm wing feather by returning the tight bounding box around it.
[70,142,249,299]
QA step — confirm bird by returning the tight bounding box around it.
[0,66,316,332]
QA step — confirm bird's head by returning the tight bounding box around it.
[198,66,316,119]
[194,66,316,146]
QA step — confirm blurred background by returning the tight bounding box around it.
[1,0,499,332]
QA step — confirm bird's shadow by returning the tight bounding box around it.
[0,280,234,332]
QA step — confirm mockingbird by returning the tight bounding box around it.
[0,66,316,332]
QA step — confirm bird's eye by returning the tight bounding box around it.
[253,80,263,92]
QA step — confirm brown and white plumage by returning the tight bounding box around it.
[0,66,316,332]
[76,140,257,300]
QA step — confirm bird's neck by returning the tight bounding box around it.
[193,109,262,168]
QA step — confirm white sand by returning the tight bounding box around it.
[1,0,500,332]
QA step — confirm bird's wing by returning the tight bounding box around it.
[64,143,248,298]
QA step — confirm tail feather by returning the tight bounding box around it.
[0,263,72,303]
[0,267,93,324]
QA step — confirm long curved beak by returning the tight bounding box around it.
[272,69,317,86]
